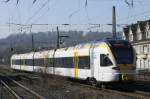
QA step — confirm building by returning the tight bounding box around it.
[123,20,150,70]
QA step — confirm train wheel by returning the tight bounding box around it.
[89,78,97,86]
[86,78,90,85]
[98,82,106,90]
[101,83,106,89]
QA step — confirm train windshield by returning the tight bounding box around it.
[110,42,134,64]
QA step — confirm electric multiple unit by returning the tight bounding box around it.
[11,39,137,84]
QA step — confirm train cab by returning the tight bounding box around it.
[93,39,137,83]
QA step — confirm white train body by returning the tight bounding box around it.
[11,39,137,83]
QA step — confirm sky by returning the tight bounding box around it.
[0,0,150,38]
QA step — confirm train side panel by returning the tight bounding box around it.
[53,48,91,80]
[33,50,50,72]
[20,53,34,72]
[11,54,21,70]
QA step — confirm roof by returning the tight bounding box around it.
[12,39,130,55]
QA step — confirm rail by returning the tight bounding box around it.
[68,80,150,99]
[1,80,22,99]
[0,74,45,99]
[11,79,45,99]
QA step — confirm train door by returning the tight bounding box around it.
[94,48,114,82]
[19,56,21,70]
[99,52,114,82]
[43,51,49,73]
[92,49,100,81]
[90,48,94,77]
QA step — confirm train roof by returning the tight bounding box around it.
[102,38,129,43]
[74,38,130,48]
[12,39,131,56]
[102,39,131,46]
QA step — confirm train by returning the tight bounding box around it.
[11,39,137,86]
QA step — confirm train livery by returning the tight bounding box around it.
[11,39,137,85]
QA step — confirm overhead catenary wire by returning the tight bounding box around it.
[117,9,150,23]
[68,0,81,19]
[32,0,58,24]
[25,0,50,24]
[32,0,37,4]
[4,0,150,35]
[0,0,100,35]
[7,22,105,34]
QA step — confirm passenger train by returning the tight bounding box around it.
[11,39,137,85]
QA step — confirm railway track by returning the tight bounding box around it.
[104,88,150,99]
[0,66,150,99]
[68,80,150,99]
[7,70,150,99]
[0,73,45,99]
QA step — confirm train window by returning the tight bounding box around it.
[53,58,57,67]
[34,59,44,66]
[61,57,72,68]
[54,58,60,67]
[55,57,73,68]
[62,58,66,67]
[21,59,26,65]
[59,58,63,67]
[12,60,16,65]
[68,57,71,67]
[18,60,21,65]
[26,59,33,66]
[100,54,113,66]
[50,57,74,68]
[15,60,21,65]
[48,58,53,67]
[44,58,48,67]
[59,58,61,67]
[70,57,73,68]
[78,56,90,69]
[65,57,69,67]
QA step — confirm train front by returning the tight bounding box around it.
[108,40,137,83]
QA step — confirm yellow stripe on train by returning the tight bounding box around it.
[118,64,133,70]
[122,74,134,81]
[74,51,78,78]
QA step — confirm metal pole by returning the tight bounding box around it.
[56,26,60,49]
[112,6,117,39]
[30,25,34,51]
[30,25,35,71]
